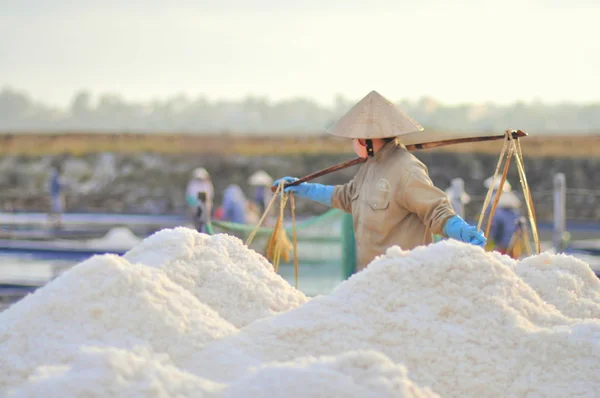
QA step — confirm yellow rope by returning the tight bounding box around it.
[484,135,514,241]
[507,222,532,259]
[266,185,291,272]
[506,231,519,258]
[522,228,532,257]
[509,136,540,254]
[514,137,539,231]
[245,181,301,286]
[290,193,299,288]
[478,136,510,232]
[246,182,283,246]
[480,130,540,257]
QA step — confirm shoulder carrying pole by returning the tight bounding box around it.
[272,130,528,193]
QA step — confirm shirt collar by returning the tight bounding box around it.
[373,139,400,161]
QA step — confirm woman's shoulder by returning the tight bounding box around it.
[389,146,428,173]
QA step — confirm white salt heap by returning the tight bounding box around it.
[515,252,600,319]
[192,241,600,397]
[10,348,438,398]
[220,350,439,398]
[1,228,600,398]
[482,250,600,320]
[123,228,308,327]
[9,346,221,398]
[0,254,237,393]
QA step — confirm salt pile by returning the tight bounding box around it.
[8,346,220,398]
[2,228,600,398]
[192,241,600,397]
[515,252,600,319]
[484,250,600,319]
[10,348,437,398]
[123,228,308,327]
[220,350,439,398]
[0,254,237,392]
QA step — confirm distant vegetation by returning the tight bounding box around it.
[1,87,599,134]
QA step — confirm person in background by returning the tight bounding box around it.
[185,167,214,221]
[431,183,473,243]
[248,170,274,215]
[483,177,522,255]
[222,184,248,224]
[193,192,209,233]
[48,165,66,228]
[273,90,485,272]
[444,183,471,216]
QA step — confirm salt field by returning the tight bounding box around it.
[1,228,599,397]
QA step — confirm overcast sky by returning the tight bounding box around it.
[1,0,599,107]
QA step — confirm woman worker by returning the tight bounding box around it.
[186,167,214,220]
[248,170,274,215]
[274,91,485,271]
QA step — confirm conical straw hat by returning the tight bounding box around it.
[248,170,273,186]
[326,90,423,139]
[496,191,521,209]
[192,167,210,180]
[484,176,512,192]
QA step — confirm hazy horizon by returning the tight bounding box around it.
[2,84,600,134]
[2,0,599,108]
[4,86,600,110]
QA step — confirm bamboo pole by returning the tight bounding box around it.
[272,131,529,193]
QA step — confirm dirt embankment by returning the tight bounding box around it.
[1,133,599,222]
[1,132,599,158]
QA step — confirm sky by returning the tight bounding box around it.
[1,0,599,107]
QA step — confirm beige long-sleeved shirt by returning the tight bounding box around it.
[331,140,455,271]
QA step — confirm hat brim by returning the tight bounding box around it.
[326,91,423,139]
[496,191,521,208]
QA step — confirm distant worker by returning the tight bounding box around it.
[193,192,209,233]
[444,180,471,217]
[186,167,214,220]
[483,177,522,256]
[222,184,248,224]
[48,165,66,228]
[436,181,472,243]
[273,90,485,271]
[248,170,273,215]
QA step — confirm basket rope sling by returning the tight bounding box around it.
[477,130,540,256]
[245,181,300,287]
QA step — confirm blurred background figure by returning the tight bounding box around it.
[48,165,66,228]
[193,192,209,233]
[222,184,248,225]
[505,216,532,259]
[185,167,213,222]
[248,170,274,215]
[483,177,522,255]
[445,180,471,217]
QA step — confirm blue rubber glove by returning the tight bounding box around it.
[272,176,335,206]
[443,215,486,247]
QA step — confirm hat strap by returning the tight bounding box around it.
[366,139,375,157]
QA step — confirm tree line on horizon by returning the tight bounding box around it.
[1,87,599,135]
